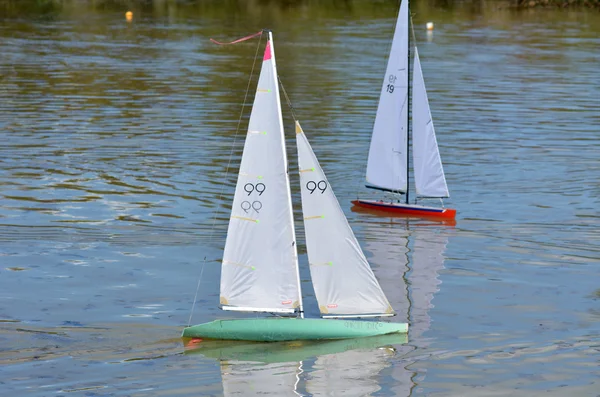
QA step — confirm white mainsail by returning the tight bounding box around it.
[220,33,302,314]
[365,0,409,193]
[412,48,449,198]
[295,121,393,317]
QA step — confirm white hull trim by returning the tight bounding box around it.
[222,306,297,314]
[322,313,395,319]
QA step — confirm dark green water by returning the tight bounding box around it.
[1,1,599,395]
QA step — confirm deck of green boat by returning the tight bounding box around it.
[182,318,408,342]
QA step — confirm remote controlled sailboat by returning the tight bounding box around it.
[352,0,456,220]
[183,31,407,342]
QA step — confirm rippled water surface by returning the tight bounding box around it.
[1,1,599,396]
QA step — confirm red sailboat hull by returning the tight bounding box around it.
[351,199,456,220]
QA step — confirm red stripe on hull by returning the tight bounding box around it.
[351,200,456,221]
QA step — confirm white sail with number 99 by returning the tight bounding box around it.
[295,121,394,318]
[219,33,302,314]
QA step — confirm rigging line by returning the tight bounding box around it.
[188,32,265,327]
[409,12,418,48]
[279,76,361,207]
[277,75,297,122]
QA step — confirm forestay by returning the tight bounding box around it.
[411,48,449,198]
[365,0,409,193]
[296,121,394,317]
[220,33,302,314]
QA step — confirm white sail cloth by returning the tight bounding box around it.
[365,0,410,193]
[412,48,449,198]
[220,34,302,313]
[296,121,394,317]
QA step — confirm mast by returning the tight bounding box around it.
[219,31,303,316]
[405,0,411,205]
[267,30,305,318]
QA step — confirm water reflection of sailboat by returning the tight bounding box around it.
[409,227,448,342]
[184,224,447,396]
[362,220,449,394]
[305,339,401,396]
[362,221,448,341]
[185,334,407,396]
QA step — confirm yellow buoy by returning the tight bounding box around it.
[426,22,434,31]
[125,11,133,22]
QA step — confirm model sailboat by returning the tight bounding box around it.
[352,0,456,220]
[183,31,407,342]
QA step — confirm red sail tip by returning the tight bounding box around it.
[263,41,272,61]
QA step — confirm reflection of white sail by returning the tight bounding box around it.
[363,221,413,396]
[363,222,449,395]
[363,221,410,323]
[188,335,408,396]
[363,223,448,341]
[221,361,301,396]
[409,227,448,341]
[306,348,394,396]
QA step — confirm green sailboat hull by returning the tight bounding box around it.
[182,318,408,342]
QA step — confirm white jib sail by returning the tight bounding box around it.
[220,33,302,314]
[411,48,449,198]
[296,121,393,317]
[365,0,409,193]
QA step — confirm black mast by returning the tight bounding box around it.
[405,1,411,205]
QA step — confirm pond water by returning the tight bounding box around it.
[1,1,599,395]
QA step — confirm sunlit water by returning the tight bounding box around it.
[1,2,599,396]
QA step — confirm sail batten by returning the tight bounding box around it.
[296,121,394,317]
[365,0,409,193]
[365,184,405,194]
[219,33,302,314]
[412,48,449,198]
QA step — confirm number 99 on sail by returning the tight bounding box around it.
[306,180,328,194]
[244,183,266,196]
